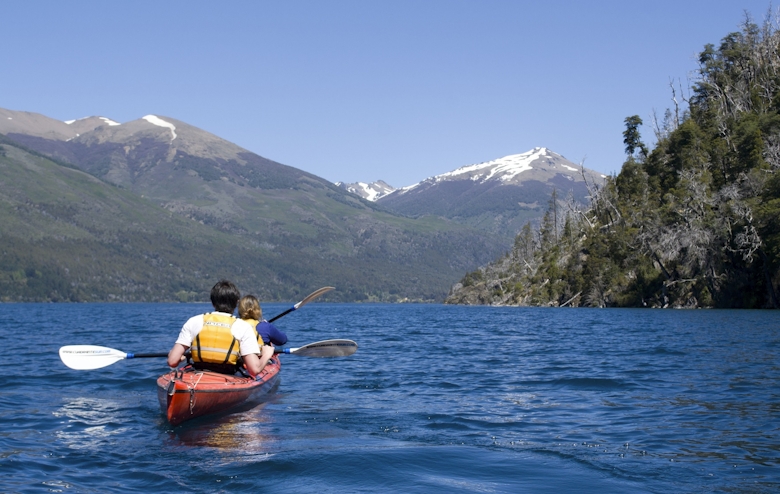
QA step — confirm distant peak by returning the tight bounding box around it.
[393,147,584,194]
[335,180,395,201]
[143,115,177,141]
[438,147,549,182]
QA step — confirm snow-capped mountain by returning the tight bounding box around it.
[376,147,605,237]
[395,147,603,194]
[335,180,395,201]
[0,106,509,302]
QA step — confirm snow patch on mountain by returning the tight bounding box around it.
[143,115,177,140]
[389,147,603,198]
[355,183,383,201]
[439,147,546,183]
[335,180,395,201]
[64,116,121,126]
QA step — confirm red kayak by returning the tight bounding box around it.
[156,358,281,426]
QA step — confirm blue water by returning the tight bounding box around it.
[1,304,778,493]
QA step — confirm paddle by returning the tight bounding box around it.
[274,339,358,357]
[59,338,357,370]
[267,286,334,323]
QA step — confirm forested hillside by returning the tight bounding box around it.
[0,134,501,302]
[0,110,511,303]
[447,16,780,309]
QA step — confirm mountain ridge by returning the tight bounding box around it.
[373,147,605,238]
[0,108,508,302]
[334,148,605,203]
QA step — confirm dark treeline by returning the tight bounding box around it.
[447,14,780,308]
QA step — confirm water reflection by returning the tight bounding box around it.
[53,397,131,450]
[170,404,278,454]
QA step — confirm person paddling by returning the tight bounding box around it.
[238,294,278,372]
[167,280,264,377]
[238,294,289,347]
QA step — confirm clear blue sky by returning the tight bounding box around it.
[1,1,774,187]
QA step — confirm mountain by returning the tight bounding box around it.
[0,108,507,302]
[335,180,395,201]
[376,147,605,238]
[0,133,273,302]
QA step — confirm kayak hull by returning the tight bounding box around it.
[156,358,281,426]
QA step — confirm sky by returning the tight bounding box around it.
[1,1,776,187]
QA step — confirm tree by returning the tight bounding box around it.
[623,115,649,159]
[513,222,537,267]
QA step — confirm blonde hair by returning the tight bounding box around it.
[238,294,262,320]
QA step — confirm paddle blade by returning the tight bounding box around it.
[268,286,336,323]
[294,286,335,309]
[59,345,129,370]
[288,339,357,357]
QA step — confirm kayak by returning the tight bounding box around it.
[156,357,281,426]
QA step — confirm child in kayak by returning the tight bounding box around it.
[238,295,289,347]
[238,295,286,374]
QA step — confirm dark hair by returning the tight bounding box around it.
[210,280,240,313]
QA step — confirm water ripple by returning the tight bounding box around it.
[0,304,778,492]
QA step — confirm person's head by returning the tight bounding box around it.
[238,294,262,320]
[210,280,240,313]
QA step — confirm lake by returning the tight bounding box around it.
[1,303,778,492]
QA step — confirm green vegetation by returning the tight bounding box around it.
[447,15,780,309]
[0,134,503,302]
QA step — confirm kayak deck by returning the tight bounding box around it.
[156,358,281,426]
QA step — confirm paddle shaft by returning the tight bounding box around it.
[267,307,294,323]
[127,352,169,359]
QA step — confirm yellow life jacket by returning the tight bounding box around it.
[242,318,264,346]
[191,313,241,369]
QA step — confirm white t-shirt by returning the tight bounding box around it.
[175,312,261,356]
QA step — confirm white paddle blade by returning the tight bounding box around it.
[290,339,357,357]
[59,345,129,370]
